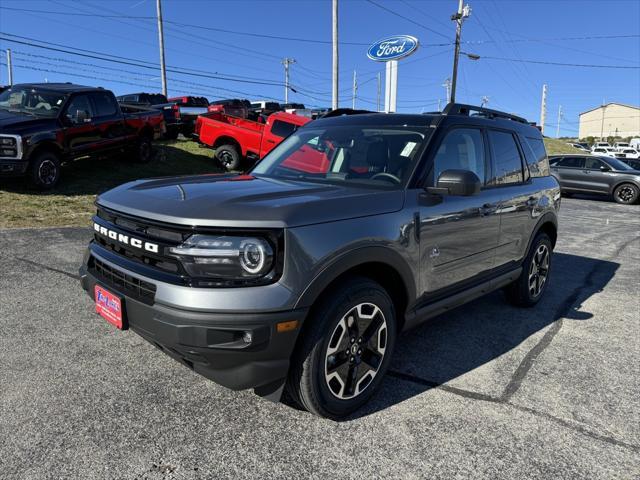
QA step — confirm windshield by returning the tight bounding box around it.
[251,125,429,188]
[600,156,635,170]
[0,86,67,118]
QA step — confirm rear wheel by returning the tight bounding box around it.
[29,151,61,190]
[136,136,153,163]
[215,144,241,171]
[287,277,397,419]
[504,233,552,307]
[613,183,639,204]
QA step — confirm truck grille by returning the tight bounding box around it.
[89,257,156,305]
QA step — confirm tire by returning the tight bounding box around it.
[504,233,552,307]
[136,136,153,163]
[612,183,639,205]
[287,276,397,420]
[29,151,61,190]
[215,144,241,171]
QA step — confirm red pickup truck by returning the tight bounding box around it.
[194,110,310,170]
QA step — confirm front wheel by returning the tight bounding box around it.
[613,183,639,205]
[29,151,61,190]
[287,277,397,419]
[504,233,552,307]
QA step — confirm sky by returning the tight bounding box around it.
[0,0,639,138]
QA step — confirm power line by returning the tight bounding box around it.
[461,53,640,69]
[364,0,451,40]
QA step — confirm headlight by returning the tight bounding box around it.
[0,135,22,159]
[169,234,275,282]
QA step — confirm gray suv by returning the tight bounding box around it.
[549,154,640,204]
[80,104,560,419]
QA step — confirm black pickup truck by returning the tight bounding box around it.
[0,83,165,189]
[116,92,183,139]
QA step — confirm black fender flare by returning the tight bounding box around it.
[524,211,558,255]
[294,246,417,311]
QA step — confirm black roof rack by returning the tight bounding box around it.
[442,103,528,124]
[321,108,374,118]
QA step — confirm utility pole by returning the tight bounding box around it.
[600,101,607,140]
[352,70,357,109]
[6,49,13,86]
[156,0,167,97]
[282,58,296,104]
[376,72,381,112]
[442,78,452,104]
[556,104,562,138]
[450,0,471,103]
[539,84,547,134]
[332,0,339,110]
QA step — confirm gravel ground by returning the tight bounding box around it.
[0,196,638,479]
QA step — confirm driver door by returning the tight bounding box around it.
[63,94,100,159]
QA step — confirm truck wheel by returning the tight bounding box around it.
[287,277,397,420]
[136,137,153,163]
[215,144,241,171]
[504,233,552,307]
[613,183,639,204]
[29,151,61,190]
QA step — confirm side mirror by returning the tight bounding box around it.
[427,169,482,196]
[600,165,611,172]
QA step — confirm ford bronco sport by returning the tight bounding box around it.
[80,103,560,419]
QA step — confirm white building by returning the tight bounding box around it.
[578,103,640,139]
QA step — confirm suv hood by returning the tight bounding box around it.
[97,174,404,228]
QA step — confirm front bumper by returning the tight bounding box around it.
[79,254,307,399]
[0,159,28,176]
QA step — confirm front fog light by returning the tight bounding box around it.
[169,234,274,280]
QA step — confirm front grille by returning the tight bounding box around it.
[89,256,157,305]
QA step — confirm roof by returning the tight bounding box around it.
[579,103,640,116]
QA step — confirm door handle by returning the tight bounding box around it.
[266,139,276,144]
[582,170,591,174]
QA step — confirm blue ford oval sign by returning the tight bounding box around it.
[367,35,419,62]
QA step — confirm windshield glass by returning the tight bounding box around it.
[251,125,429,188]
[0,86,67,118]
[601,156,635,170]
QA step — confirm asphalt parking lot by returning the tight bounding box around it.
[1,195,638,479]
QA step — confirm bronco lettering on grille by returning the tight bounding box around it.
[94,222,159,253]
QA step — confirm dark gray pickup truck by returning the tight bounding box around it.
[80,103,560,419]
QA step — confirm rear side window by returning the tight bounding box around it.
[487,130,524,185]
[431,128,487,185]
[556,157,585,168]
[271,120,298,138]
[522,135,550,177]
[91,92,118,117]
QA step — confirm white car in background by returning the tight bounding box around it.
[592,142,611,150]
[592,147,625,158]
[613,142,630,151]
[566,142,590,152]
[618,148,640,159]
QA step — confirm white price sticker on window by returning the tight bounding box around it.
[400,141,417,157]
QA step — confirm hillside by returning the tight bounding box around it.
[544,138,583,155]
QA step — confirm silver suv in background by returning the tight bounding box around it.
[550,154,640,204]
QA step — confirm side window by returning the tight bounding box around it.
[431,128,486,185]
[91,92,118,117]
[584,157,606,170]
[523,135,549,177]
[556,157,585,168]
[487,130,524,185]
[271,120,298,138]
[65,94,94,121]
